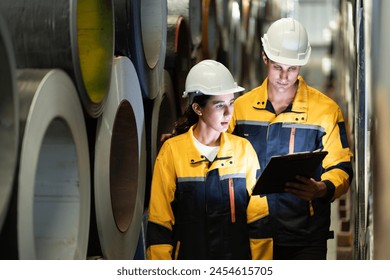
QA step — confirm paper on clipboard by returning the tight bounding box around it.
[252,150,328,195]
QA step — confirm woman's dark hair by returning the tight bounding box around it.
[172,94,211,136]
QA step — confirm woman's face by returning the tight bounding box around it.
[194,93,235,133]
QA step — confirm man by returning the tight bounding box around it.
[228,18,353,259]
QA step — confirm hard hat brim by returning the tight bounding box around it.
[182,85,245,98]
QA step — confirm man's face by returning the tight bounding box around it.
[263,53,301,94]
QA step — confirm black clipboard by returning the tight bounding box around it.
[252,150,328,195]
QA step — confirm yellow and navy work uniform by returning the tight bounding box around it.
[228,76,353,247]
[146,126,272,260]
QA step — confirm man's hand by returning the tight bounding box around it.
[285,176,327,201]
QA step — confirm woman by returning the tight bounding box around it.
[146,60,271,260]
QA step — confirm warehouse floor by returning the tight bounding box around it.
[327,202,338,260]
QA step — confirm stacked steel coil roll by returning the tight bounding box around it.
[0,0,267,259]
[0,16,18,238]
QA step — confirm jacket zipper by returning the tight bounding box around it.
[229,178,236,223]
[290,126,315,216]
[289,127,296,154]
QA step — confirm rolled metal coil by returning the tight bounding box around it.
[0,0,114,118]
[150,70,178,173]
[124,0,167,100]
[242,0,264,89]
[113,0,133,58]
[215,0,230,53]
[227,0,244,83]
[94,56,146,259]
[166,15,192,116]
[17,69,91,259]
[0,16,18,235]
[201,0,220,60]
[168,0,203,49]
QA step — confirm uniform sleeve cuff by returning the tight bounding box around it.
[321,180,335,202]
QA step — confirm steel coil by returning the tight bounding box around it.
[168,0,203,49]
[201,0,220,60]
[227,0,244,83]
[17,69,91,259]
[166,15,192,115]
[126,0,167,99]
[215,0,230,53]
[0,0,114,118]
[94,56,146,259]
[150,70,178,172]
[242,0,264,89]
[113,0,133,58]
[0,17,18,235]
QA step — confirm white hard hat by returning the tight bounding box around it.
[261,18,311,66]
[183,59,244,103]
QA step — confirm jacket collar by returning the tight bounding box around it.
[186,125,234,168]
[251,76,309,122]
